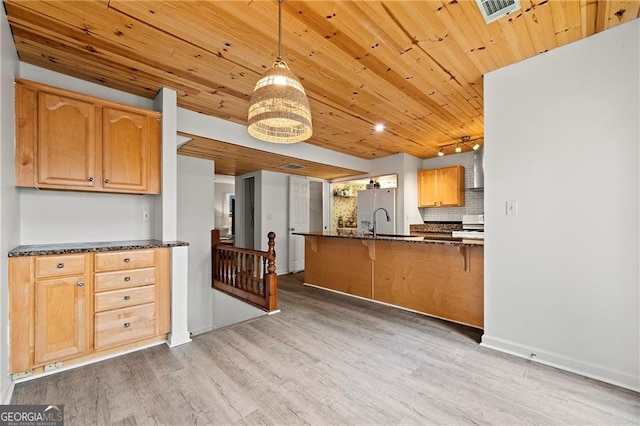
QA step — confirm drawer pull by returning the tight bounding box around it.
[77,281,85,287]
[57,263,64,269]
[124,322,131,328]
[124,258,130,263]
[124,276,131,282]
[124,295,131,301]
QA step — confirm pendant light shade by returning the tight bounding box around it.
[247,0,312,143]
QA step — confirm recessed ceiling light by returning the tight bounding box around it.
[374,123,385,132]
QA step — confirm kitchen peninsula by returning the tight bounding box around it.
[295,232,484,328]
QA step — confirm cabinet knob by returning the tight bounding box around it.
[124,295,131,301]
[123,258,130,263]
[104,178,110,184]
[77,281,85,287]
[88,177,94,182]
[123,322,131,328]
[56,263,64,269]
[124,276,131,282]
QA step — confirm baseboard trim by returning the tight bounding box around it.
[1,378,15,404]
[13,338,167,384]
[188,326,214,336]
[166,331,192,348]
[481,335,640,392]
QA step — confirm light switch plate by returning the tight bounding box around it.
[506,200,518,215]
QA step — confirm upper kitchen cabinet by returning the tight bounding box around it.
[15,79,161,195]
[418,166,465,207]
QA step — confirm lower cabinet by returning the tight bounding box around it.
[35,276,91,365]
[9,247,170,376]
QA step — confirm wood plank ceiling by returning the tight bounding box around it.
[4,0,638,174]
[177,132,366,180]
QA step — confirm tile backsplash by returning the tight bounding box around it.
[420,165,484,222]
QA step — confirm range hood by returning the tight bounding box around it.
[472,146,484,190]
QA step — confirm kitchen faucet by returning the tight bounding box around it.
[371,207,391,238]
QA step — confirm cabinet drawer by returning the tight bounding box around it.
[95,268,155,292]
[95,250,155,272]
[35,254,86,278]
[95,285,156,313]
[95,303,156,350]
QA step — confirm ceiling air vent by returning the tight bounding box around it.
[475,0,521,23]
[281,163,306,170]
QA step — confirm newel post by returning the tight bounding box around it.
[266,231,277,311]
[211,229,221,288]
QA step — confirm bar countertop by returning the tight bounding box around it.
[293,231,483,247]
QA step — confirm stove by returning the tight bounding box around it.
[452,215,484,239]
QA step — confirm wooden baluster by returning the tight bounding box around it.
[211,229,220,286]
[249,253,254,293]
[227,250,231,286]
[244,252,250,292]
[265,232,277,311]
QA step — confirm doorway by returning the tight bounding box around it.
[243,176,255,249]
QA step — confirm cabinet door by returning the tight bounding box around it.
[34,276,90,365]
[438,166,465,206]
[418,169,438,207]
[38,92,98,189]
[102,107,154,193]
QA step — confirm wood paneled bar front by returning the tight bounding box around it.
[298,232,484,329]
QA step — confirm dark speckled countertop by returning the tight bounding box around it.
[293,231,483,247]
[8,239,189,257]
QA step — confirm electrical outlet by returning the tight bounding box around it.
[506,200,518,216]
[142,210,150,222]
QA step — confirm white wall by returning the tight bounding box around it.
[177,156,215,335]
[154,87,190,347]
[401,154,427,233]
[419,151,484,222]
[20,190,155,244]
[0,5,20,403]
[19,63,154,110]
[17,65,160,244]
[154,88,178,241]
[483,20,639,391]
[259,171,290,274]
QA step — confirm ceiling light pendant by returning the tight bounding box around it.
[438,148,444,157]
[247,0,312,143]
[455,143,462,153]
[473,143,481,150]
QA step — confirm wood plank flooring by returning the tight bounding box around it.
[11,273,640,425]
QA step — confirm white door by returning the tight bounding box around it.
[288,176,310,272]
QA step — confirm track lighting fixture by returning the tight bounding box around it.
[436,136,483,157]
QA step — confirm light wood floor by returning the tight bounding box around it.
[11,273,639,425]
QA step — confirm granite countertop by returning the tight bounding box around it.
[293,231,483,247]
[8,239,189,257]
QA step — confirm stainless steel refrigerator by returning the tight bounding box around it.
[356,188,396,235]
